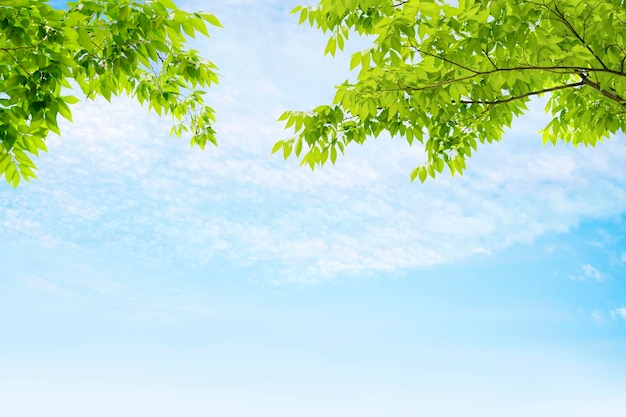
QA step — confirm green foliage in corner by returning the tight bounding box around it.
[0,0,221,186]
[277,0,626,181]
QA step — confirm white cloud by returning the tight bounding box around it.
[591,310,605,326]
[611,308,626,321]
[22,276,77,299]
[581,264,604,282]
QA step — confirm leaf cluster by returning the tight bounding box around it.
[277,0,626,181]
[0,0,221,186]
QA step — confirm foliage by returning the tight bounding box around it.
[276,0,626,181]
[0,0,220,186]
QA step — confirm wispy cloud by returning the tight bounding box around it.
[581,264,604,282]
[18,266,212,322]
[21,276,77,300]
[591,310,605,326]
[569,264,605,282]
[611,308,626,321]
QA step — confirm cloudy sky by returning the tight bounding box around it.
[1,1,626,416]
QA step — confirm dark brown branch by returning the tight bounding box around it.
[0,46,38,51]
[551,4,609,70]
[422,49,626,78]
[482,47,499,70]
[419,49,480,74]
[459,81,585,105]
[402,72,483,92]
[412,30,626,79]
[580,77,626,103]
[2,49,32,77]
[391,63,624,95]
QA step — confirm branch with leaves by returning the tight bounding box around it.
[277,0,626,182]
[0,0,222,187]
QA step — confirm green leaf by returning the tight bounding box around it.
[350,53,361,71]
[191,17,209,37]
[299,8,308,24]
[324,37,337,56]
[57,100,73,122]
[63,96,80,105]
[200,12,223,28]
[157,0,177,9]
[271,140,284,154]
[77,28,93,50]
[283,141,293,159]
[0,155,11,173]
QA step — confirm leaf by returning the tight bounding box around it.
[299,8,308,24]
[283,141,293,159]
[295,138,303,156]
[0,155,11,173]
[57,100,73,122]
[271,140,284,154]
[418,166,427,183]
[350,53,361,71]
[62,96,80,105]
[200,12,223,28]
[77,28,93,50]
[11,169,21,187]
[325,37,337,56]
[191,17,209,37]
[157,0,177,9]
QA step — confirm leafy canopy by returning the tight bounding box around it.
[0,0,220,186]
[276,0,626,182]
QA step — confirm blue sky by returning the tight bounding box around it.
[1,1,626,416]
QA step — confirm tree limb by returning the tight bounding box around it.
[459,81,585,105]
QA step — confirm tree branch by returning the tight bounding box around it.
[550,3,609,70]
[420,48,626,78]
[2,49,33,78]
[388,63,624,96]
[580,76,626,104]
[459,81,585,105]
